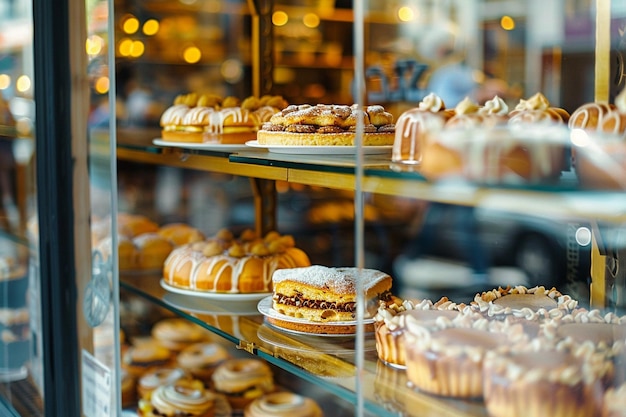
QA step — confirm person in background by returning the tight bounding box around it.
[419,25,509,108]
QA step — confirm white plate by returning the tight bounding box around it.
[245,140,392,155]
[153,139,249,152]
[162,293,261,315]
[257,296,375,328]
[160,279,271,302]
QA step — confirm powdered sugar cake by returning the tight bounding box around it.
[269,265,393,334]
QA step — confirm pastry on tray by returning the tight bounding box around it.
[269,265,393,334]
[163,229,310,294]
[257,104,395,146]
[160,93,288,144]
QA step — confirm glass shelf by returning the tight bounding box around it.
[120,273,488,417]
[113,133,626,224]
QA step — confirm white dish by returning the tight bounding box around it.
[162,293,260,315]
[245,140,392,155]
[160,279,271,302]
[257,296,375,328]
[153,139,249,152]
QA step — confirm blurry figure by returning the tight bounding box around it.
[0,93,18,231]
[116,62,163,127]
[419,25,509,108]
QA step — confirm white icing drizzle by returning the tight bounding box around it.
[392,109,445,164]
[164,246,279,293]
[160,104,189,127]
[182,106,215,126]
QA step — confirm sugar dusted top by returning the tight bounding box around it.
[272,265,390,293]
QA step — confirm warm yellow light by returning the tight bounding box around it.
[119,38,133,56]
[398,6,415,22]
[272,11,288,26]
[130,41,145,57]
[183,46,201,63]
[143,19,159,36]
[501,15,515,30]
[0,74,10,90]
[16,75,31,93]
[94,76,110,94]
[86,35,104,56]
[122,15,140,34]
[303,13,320,28]
[221,59,244,83]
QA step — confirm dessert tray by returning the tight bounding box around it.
[257,296,375,337]
[245,140,393,155]
[153,139,250,152]
[160,279,271,302]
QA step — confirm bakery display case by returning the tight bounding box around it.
[3,0,626,416]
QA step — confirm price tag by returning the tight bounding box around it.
[82,350,112,417]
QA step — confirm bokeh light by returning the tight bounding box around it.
[0,74,10,90]
[143,19,160,36]
[183,46,202,63]
[501,15,515,30]
[398,6,415,22]
[16,75,31,93]
[94,76,110,94]
[303,13,320,28]
[272,11,288,26]
[122,15,140,34]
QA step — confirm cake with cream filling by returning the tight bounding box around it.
[270,265,393,334]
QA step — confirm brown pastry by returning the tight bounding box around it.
[257,104,395,146]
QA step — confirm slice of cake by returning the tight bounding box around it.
[271,265,393,324]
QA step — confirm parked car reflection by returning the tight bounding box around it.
[392,202,593,298]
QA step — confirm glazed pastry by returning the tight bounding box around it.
[138,379,214,417]
[257,104,395,146]
[137,367,191,400]
[117,213,159,238]
[570,88,626,190]
[211,358,275,411]
[244,392,323,417]
[163,229,310,294]
[391,92,454,166]
[176,342,230,384]
[133,233,174,270]
[123,343,173,378]
[160,93,287,144]
[151,318,211,352]
[158,223,205,246]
